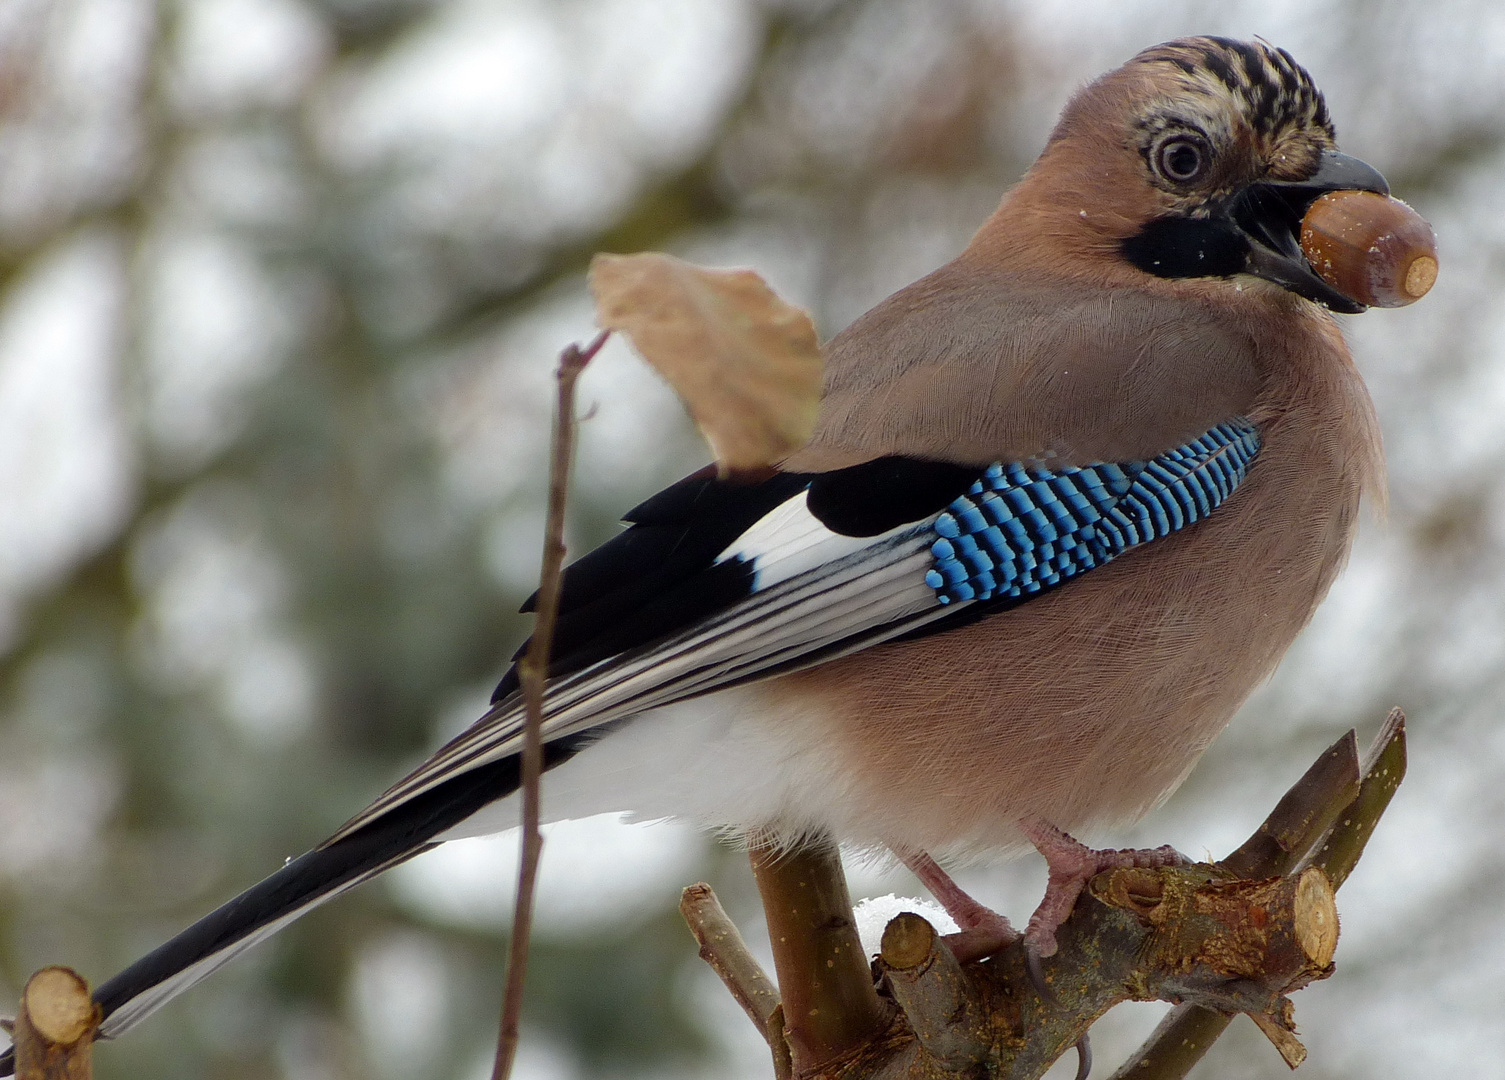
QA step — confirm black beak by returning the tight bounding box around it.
[1232,151,1391,313]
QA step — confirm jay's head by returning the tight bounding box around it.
[1007,36,1388,313]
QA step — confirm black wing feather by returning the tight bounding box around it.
[496,468,811,700]
[806,456,982,536]
[494,459,985,702]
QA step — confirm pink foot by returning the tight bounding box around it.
[897,848,1019,962]
[1018,818,1183,959]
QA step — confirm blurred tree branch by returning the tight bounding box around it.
[406,1,878,355]
[0,0,866,696]
[0,0,1460,1074]
[684,710,1406,1079]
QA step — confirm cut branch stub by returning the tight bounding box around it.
[1111,710,1406,1080]
[1292,867,1339,971]
[14,967,98,1080]
[1090,865,1338,1012]
[1106,727,1361,1080]
[860,861,1339,1080]
[687,712,1406,1080]
[879,912,990,1070]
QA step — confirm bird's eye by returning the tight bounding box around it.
[1156,137,1209,183]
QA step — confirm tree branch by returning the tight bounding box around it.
[680,883,793,1079]
[1310,707,1407,888]
[1221,729,1361,877]
[1111,709,1406,1080]
[747,837,891,1074]
[879,913,990,1070]
[687,711,1407,1080]
[680,882,782,1033]
[491,329,611,1080]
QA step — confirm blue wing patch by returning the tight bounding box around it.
[925,419,1260,604]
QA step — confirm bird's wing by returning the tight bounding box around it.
[17,418,1262,1062]
[328,418,1261,842]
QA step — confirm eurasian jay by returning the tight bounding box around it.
[0,35,1396,1066]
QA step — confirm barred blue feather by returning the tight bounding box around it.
[925,419,1260,604]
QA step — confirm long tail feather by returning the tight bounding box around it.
[0,734,592,1076]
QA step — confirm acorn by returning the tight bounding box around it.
[1299,190,1438,308]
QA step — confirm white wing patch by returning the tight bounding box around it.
[328,492,963,843]
[716,489,905,589]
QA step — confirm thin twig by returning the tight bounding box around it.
[680,882,794,1080]
[1249,1010,1307,1069]
[679,883,781,1034]
[491,329,611,1080]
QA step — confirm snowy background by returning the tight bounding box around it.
[0,0,1501,1077]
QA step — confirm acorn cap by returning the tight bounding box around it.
[1300,190,1438,308]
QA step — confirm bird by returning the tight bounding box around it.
[1,35,1395,1070]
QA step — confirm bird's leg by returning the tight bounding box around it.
[1018,818,1184,959]
[902,845,1096,1079]
[896,848,1019,962]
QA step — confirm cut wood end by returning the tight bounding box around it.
[22,967,97,1046]
[1404,255,1438,298]
[880,912,936,971]
[1293,867,1339,968]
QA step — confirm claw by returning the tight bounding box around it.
[1026,939,1089,1080]
[1073,1033,1093,1080]
[1024,940,1057,1004]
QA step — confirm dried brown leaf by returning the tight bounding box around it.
[589,252,822,476]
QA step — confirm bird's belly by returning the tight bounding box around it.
[431,684,858,844]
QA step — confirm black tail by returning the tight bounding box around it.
[0,734,592,1075]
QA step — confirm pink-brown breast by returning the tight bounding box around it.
[762,299,1381,858]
